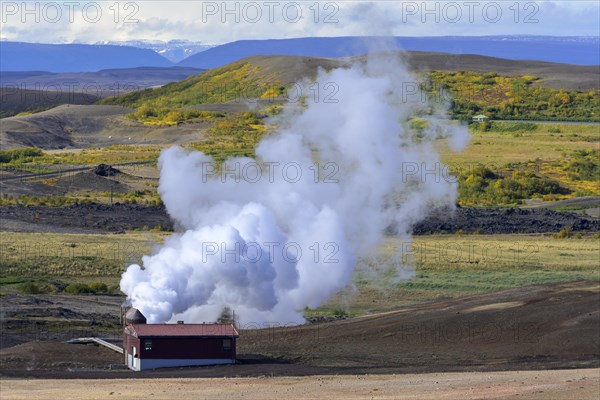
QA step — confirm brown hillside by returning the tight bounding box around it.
[241,52,600,90]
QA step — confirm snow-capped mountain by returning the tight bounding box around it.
[95,40,216,63]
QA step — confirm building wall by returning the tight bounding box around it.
[123,333,237,371]
[136,358,234,371]
[138,336,236,360]
[124,334,141,369]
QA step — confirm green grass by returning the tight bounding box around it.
[0,276,28,284]
[399,268,596,293]
[2,231,597,314]
[553,205,589,212]
[440,123,599,165]
[316,234,600,315]
[0,145,160,167]
[0,148,44,163]
[0,231,167,286]
[438,123,600,200]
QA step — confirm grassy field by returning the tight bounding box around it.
[440,123,599,165]
[0,145,161,167]
[1,231,597,315]
[1,121,598,206]
[438,122,600,202]
[0,231,167,292]
[310,233,600,317]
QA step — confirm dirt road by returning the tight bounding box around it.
[2,369,598,400]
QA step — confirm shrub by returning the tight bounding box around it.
[88,282,108,293]
[566,149,599,181]
[18,282,41,294]
[0,148,44,163]
[333,309,349,318]
[409,117,429,134]
[430,71,599,121]
[49,280,68,292]
[458,165,567,206]
[151,225,168,232]
[553,227,572,239]
[107,285,122,296]
[64,283,92,294]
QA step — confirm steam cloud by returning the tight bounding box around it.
[120,52,469,325]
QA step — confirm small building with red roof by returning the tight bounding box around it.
[123,308,239,371]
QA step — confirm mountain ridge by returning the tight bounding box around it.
[177,36,600,69]
[3,36,597,74]
[0,42,173,73]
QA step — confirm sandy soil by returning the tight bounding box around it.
[2,369,599,400]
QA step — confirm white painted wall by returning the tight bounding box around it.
[132,358,234,371]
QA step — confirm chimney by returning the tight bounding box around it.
[124,308,147,325]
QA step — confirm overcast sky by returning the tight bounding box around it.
[1,1,598,44]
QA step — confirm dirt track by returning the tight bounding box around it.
[1,204,598,234]
[2,369,599,400]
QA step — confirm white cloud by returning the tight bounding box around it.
[0,1,598,43]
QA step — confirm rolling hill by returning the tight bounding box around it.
[111,53,600,110]
[3,52,599,149]
[0,42,173,72]
[102,53,600,122]
[177,36,600,69]
[100,55,345,109]
[0,104,210,149]
[0,88,101,118]
[403,52,600,90]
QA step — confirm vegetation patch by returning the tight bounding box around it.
[311,234,600,315]
[185,111,274,163]
[427,71,599,121]
[472,121,538,132]
[0,148,44,163]
[100,61,286,125]
[456,165,567,206]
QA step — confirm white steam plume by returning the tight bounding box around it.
[120,52,469,325]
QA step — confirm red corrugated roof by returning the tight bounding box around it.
[126,323,239,338]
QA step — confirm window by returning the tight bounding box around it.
[144,339,152,351]
[223,338,232,351]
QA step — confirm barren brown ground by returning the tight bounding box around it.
[1,281,598,378]
[2,369,599,400]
